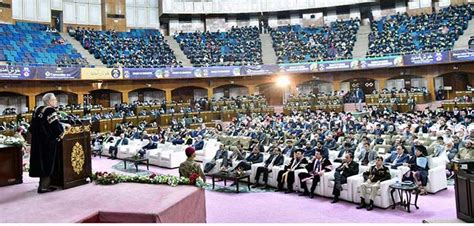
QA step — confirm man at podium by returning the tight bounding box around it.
[29,93,71,194]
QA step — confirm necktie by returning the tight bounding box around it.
[314,160,320,174]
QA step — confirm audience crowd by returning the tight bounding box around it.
[367,4,473,57]
[70,27,181,68]
[270,19,360,64]
[174,26,263,67]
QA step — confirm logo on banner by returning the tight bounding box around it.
[111,69,121,79]
[435,53,444,62]
[154,69,164,78]
[232,67,241,76]
[23,67,31,77]
[350,60,361,70]
[310,63,318,72]
[123,70,130,79]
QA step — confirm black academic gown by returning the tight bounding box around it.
[29,106,65,178]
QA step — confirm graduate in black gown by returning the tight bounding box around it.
[29,93,70,194]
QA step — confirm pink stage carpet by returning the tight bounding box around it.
[0,172,206,223]
[0,156,460,223]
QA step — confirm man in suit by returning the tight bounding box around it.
[298,149,333,198]
[233,145,264,172]
[357,156,391,211]
[129,127,141,140]
[356,142,377,166]
[204,144,228,173]
[193,135,205,150]
[108,133,129,159]
[282,140,295,157]
[276,149,308,193]
[355,87,365,112]
[332,152,359,203]
[253,147,285,188]
[384,145,409,169]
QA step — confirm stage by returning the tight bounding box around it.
[0,172,206,223]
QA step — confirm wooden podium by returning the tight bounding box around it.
[51,124,92,189]
[0,144,23,187]
[454,160,474,223]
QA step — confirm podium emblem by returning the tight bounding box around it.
[71,142,85,175]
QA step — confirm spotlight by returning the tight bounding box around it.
[276,76,290,87]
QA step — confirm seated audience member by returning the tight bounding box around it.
[335,142,355,163]
[403,145,429,195]
[356,142,377,166]
[179,147,206,182]
[233,145,264,172]
[332,152,359,203]
[372,134,384,145]
[193,135,205,150]
[455,140,474,160]
[384,145,410,169]
[225,145,246,169]
[204,144,228,173]
[108,133,129,159]
[253,147,285,188]
[356,156,391,211]
[276,149,308,193]
[298,149,332,198]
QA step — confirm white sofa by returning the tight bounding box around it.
[351,168,401,208]
[323,164,368,202]
[396,156,447,194]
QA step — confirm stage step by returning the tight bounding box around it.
[352,25,371,58]
[59,32,105,67]
[260,34,278,65]
[453,19,474,50]
[164,36,192,67]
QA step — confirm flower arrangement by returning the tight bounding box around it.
[91,171,199,187]
[0,135,26,147]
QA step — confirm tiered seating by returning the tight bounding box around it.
[270,19,360,64]
[72,28,179,68]
[367,4,473,57]
[174,26,262,67]
[0,22,86,66]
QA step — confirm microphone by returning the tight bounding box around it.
[68,113,84,126]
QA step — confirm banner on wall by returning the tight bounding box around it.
[357,56,404,69]
[35,67,80,79]
[241,65,279,75]
[123,66,242,79]
[278,63,318,73]
[317,60,353,72]
[0,65,34,79]
[450,49,474,62]
[81,68,123,80]
[403,52,449,65]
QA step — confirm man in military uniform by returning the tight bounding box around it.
[356,156,391,210]
[29,93,70,194]
[179,147,206,182]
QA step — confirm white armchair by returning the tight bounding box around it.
[426,157,448,193]
[396,156,447,194]
[324,165,368,202]
[352,169,400,208]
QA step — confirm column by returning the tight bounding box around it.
[426,76,436,101]
[122,91,129,104]
[207,88,213,99]
[165,89,172,102]
[77,92,85,105]
[28,95,36,112]
[378,78,387,91]
[247,85,256,95]
[0,0,13,24]
[101,0,127,32]
[333,81,341,92]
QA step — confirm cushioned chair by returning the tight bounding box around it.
[323,165,368,202]
[351,168,400,208]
